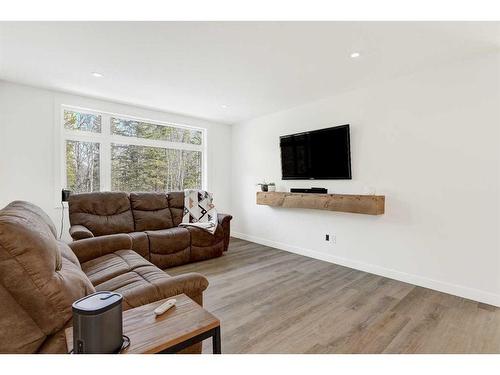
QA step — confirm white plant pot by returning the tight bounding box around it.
[268,185,276,192]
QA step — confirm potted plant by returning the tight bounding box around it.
[257,182,276,192]
[257,181,269,192]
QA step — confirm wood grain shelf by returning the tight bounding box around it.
[256,191,385,215]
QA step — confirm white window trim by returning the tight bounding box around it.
[56,104,207,207]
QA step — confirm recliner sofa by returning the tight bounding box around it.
[68,191,232,269]
[0,201,209,353]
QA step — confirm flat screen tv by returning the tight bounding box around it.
[280,124,351,180]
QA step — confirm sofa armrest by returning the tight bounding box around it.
[217,213,232,252]
[68,234,133,263]
[158,272,209,306]
[69,225,94,240]
[217,213,233,225]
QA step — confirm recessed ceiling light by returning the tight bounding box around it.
[350,52,361,58]
[91,72,104,77]
[221,104,228,109]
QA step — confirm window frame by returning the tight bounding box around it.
[58,104,207,201]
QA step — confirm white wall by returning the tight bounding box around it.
[231,53,500,306]
[0,81,232,239]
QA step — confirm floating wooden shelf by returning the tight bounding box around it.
[256,191,385,215]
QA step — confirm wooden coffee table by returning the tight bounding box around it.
[66,293,221,354]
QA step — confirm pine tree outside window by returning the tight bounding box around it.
[62,106,205,194]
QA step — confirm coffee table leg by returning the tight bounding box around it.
[212,326,221,354]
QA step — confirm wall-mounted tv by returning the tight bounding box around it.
[280,124,351,180]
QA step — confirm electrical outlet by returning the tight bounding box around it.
[331,234,337,244]
[325,234,329,241]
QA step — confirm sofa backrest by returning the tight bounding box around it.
[168,191,185,227]
[0,201,95,353]
[69,192,134,236]
[7,200,59,238]
[130,192,174,231]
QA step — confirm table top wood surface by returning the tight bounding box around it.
[66,293,220,354]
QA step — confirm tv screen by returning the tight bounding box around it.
[280,124,351,180]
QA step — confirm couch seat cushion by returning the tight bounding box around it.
[82,249,209,311]
[92,265,170,309]
[93,265,197,310]
[147,227,190,252]
[146,227,190,268]
[81,250,151,286]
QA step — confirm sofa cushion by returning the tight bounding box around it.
[68,192,134,236]
[167,192,184,227]
[0,201,95,353]
[93,265,170,309]
[0,283,46,353]
[58,241,81,268]
[128,231,150,259]
[6,200,58,238]
[147,227,191,253]
[81,248,208,310]
[93,266,209,310]
[146,227,190,268]
[81,249,152,286]
[130,192,173,231]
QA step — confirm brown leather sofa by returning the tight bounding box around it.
[0,201,209,353]
[68,191,232,269]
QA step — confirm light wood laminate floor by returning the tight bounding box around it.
[167,238,500,353]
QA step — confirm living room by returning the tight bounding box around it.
[1,1,500,373]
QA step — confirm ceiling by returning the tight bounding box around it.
[0,22,498,124]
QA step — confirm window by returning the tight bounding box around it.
[61,107,205,194]
[111,117,202,145]
[64,110,102,133]
[110,144,202,192]
[66,140,101,193]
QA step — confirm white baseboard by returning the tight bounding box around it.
[232,231,500,307]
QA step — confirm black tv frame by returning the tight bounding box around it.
[280,124,352,180]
